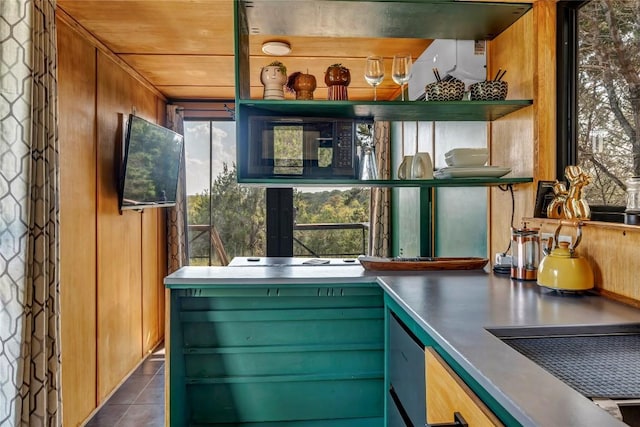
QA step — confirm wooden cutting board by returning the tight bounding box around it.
[358,256,489,271]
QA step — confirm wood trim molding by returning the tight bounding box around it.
[523,217,640,233]
[56,8,166,101]
[594,289,640,310]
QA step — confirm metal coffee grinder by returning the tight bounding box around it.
[511,224,540,281]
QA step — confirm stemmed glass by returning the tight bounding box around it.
[392,54,413,101]
[364,56,385,101]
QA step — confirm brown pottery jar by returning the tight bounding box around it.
[287,72,317,100]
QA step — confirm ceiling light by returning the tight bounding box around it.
[262,41,291,56]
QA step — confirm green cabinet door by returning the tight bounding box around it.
[170,283,385,426]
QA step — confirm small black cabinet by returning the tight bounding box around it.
[388,311,426,427]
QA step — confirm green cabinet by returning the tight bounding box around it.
[169,283,384,426]
[383,294,521,427]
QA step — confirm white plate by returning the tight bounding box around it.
[434,166,511,179]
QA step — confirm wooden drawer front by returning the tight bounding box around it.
[425,347,503,427]
[388,312,425,427]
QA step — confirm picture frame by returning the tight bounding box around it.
[534,180,561,218]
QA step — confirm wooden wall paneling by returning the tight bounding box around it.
[95,51,158,401]
[531,0,558,184]
[56,8,166,101]
[525,219,640,305]
[139,94,164,354]
[57,18,98,427]
[142,208,160,353]
[488,1,556,258]
[158,211,167,341]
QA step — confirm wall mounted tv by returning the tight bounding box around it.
[118,114,184,211]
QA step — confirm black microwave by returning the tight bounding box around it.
[244,116,371,179]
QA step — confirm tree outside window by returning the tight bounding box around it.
[577,0,640,207]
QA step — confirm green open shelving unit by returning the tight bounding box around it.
[236,176,533,188]
[237,99,533,122]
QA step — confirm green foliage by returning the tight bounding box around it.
[273,126,303,175]
[267,60,287,75]
[293,188,370,257]
[188,163,266,264]
[187,164,371,264]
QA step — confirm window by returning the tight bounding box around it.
[182,117,371,263]
[184,119,266,265]
[560,0,640,219]
[293,187,370,257]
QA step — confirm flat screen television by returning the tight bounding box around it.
[118,114,184,210]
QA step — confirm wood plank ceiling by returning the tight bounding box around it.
[56,0,431,102]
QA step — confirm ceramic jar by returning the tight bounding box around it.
[410,152,433,179]
[325,64,351,100]
[397,155,414,180]
[261,63,287,100]
[287,72,317,100]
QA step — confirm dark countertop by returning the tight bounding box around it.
[165,260,640,426]
[378,271,638,427]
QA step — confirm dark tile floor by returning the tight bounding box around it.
[86,346,165,427]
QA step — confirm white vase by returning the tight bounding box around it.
[260,65,287,100]
[397,155,414,180]
[411,152,433,179]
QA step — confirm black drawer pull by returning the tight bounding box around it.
[427,412,468,427]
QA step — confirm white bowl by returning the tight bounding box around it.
[444,148,489,167]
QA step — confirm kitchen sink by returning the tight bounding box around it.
[487,324,640,426]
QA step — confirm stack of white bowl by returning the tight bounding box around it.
[435,148,511,179]
[444,148,489,167]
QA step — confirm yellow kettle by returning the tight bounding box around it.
[537,221,594,291]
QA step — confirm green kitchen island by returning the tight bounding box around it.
[165,257,640,427]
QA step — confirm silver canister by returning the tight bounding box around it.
[625,176,640,225]
[511,225,540,281]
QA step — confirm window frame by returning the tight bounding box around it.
[556,0,627,222]
[181,102,241,265]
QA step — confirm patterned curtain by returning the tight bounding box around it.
[0,1,62,426]
[369,121,391,256]
[166,105,189,272]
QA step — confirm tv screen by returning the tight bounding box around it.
[119,114,184,210]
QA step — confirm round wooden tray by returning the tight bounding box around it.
[358,256,489,271]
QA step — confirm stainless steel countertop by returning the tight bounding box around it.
[165,263,640,426]
[378,271,639,427]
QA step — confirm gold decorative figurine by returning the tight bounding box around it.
[546,165,592,219]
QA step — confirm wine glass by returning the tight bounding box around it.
[392,54,413,101]
[364,56,385,101]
